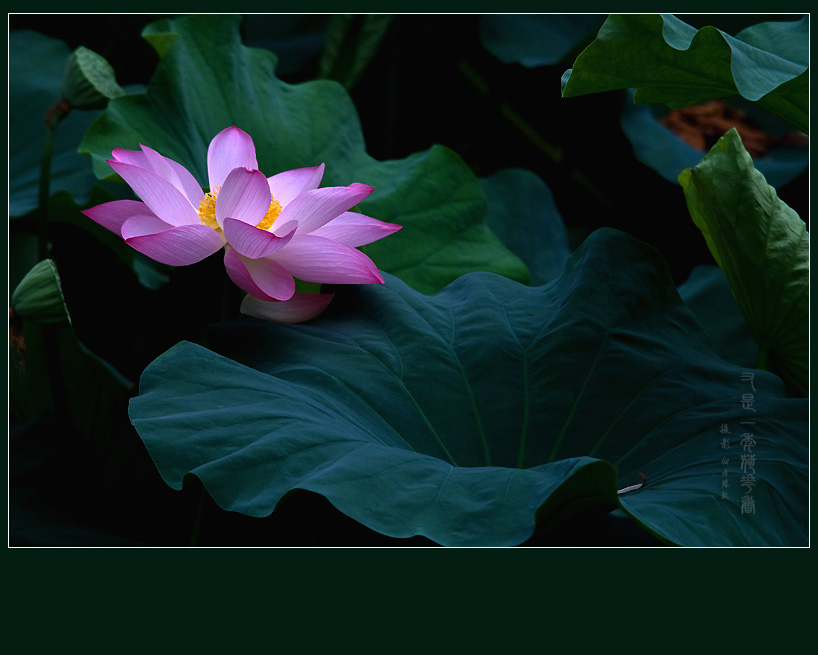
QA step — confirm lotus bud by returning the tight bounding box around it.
[10,259,71,325]
[60,46,124,111]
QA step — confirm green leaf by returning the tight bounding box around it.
[562,14,808,134]
[318,14,394,89]
[8,30,124,217]
[129,228,807,546]
[80,14,528,293]
[679,128,808,397]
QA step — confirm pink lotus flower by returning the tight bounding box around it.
[82,126,401,322]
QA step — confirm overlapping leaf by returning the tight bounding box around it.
[562,14,808,134]
[129,228,807,546]
[79,13,528,294]
[679,128,808,396]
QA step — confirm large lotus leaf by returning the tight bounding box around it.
[620,90,808,188]
[562,14,808,134]
[79,13,528,294]
[129,228,807,546]
[679,129,808,397]
[8,30,125,217]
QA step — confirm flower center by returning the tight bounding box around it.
[197,186,283,231]
[256,197,283,231]
[197,187,220,229]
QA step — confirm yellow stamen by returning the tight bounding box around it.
[197,185,283,232]
[255,197,282,231]
[197,187,220,230]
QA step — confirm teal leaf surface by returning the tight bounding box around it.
[562,14,808,134]
[79,14,528,294]
[130,229,807,546]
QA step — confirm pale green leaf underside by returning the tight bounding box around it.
[679,128,808,396]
